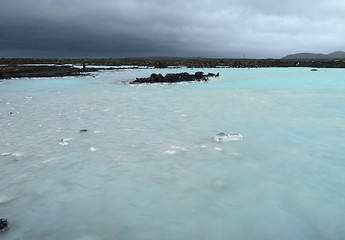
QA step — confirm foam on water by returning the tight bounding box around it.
[1,68,345,239]
[212,133,243,141]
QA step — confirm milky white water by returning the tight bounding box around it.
[1,68,345,239]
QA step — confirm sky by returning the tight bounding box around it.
[1,0,344,58]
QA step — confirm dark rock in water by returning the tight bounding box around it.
[0,218,8,232]
[310,69,318,71]
[208,72,219,77]
[79,129,88,133]
[130,72,220,84]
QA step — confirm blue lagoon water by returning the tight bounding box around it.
[1,68,345,239]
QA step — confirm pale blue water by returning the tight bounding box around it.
[1,68,345,240]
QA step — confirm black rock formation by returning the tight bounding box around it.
[0,218,8,232]
[130,72,219,84]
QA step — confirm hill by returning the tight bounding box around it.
[282,51,345,60]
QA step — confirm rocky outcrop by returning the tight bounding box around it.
[0,218,8,232]
[130,72,219,84]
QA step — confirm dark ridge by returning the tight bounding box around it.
[1,57,345,80]
[0,66,94,79]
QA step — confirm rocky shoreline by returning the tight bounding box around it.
[1,57,345,79]
[0,65,103,79]
[130,72,219,84]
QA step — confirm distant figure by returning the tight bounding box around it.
[82,63,86,69]
[0,218,8,232]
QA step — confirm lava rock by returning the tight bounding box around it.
[130,72,219,84]
[0,218,8,232]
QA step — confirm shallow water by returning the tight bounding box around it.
[1,68,345,239]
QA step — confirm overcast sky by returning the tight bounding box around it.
[1,0,344,58]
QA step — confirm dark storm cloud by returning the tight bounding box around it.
[1,0,345,58]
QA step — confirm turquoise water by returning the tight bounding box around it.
[1,68,345,239]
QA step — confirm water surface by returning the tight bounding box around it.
[1,68,345,239]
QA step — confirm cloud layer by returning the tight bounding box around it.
[1,0,345,58]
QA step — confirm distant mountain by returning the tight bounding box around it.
[282,51,345,60]
[327,51,345,59]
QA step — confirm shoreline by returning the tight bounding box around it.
[0,65,108,80]
[1,57,345,79]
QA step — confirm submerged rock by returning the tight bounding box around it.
[212,133,243,142]
[0,218,8,232]
[130,72,219,84]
